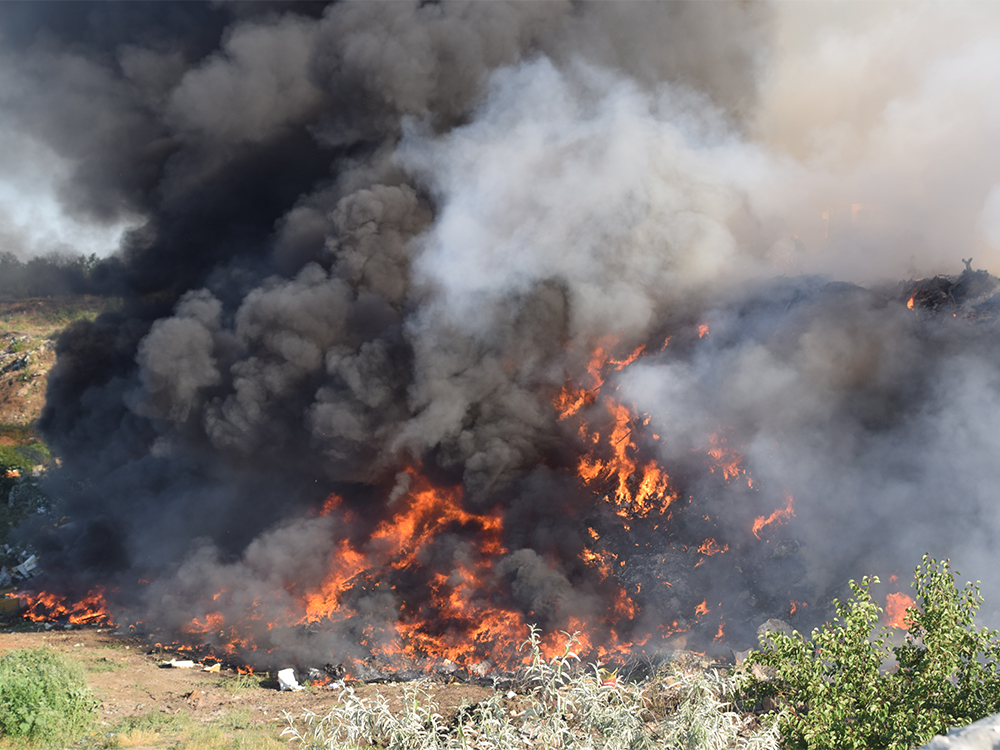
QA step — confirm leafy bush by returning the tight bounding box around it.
[739,555,1000,749]
[0,446,34,476]
[0,647,98,742]
[284,626,780,750]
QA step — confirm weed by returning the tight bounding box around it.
[222,672,268,693]
[0,647,97,743]
[98,708,285,750]
[88,656,127,673]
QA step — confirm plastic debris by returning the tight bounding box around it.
[278,668,302,691]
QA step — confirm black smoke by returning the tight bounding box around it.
[7,1,1000,666]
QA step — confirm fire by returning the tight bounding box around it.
[885,592,914,629]
[575,399,677,518]
[907,296,916,310]
[698,324,709,338]
[15,334,799,673]
[706,433,743,480]
[581,547,615,580]
[752,495,795,539]
[18,587,114,626]
[697,538,728,556]
[182,611,225,635]
[554,338,646,421]
[713,622,725,641]
[314,493,345,517]
[294,468,528,665]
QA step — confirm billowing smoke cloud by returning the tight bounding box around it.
[6,1,1000,664]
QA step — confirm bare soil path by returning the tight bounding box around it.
[0,627,491,748]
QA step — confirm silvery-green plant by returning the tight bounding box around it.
[283,626,780,750]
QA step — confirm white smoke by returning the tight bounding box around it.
[398,58,773,341]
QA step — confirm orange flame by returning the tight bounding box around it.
[885,592,914,629]
[752,495,795,539]
[697,539,728,556]
[706,433,743,480]
[18,587,114,626]
[698,324,709,338]
[575,400,677,517]
[183,611,225,635]
[554,338,645,421]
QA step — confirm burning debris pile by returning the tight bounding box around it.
[903,265,1000,317]
[3,2,1000,679]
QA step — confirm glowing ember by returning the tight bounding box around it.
[885,592,914,629]
[752,495,795,539]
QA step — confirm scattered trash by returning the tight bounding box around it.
[599,668,619,687]
[0,595,18,616]
[467,660,493,678]
[278,668,303,691]
[167,659,197,669]
[203,662,221,673]
[13,554,38,579]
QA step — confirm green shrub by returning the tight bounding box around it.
[0,647,98,742]
[739,555,1000,749]
[0,446,33,476]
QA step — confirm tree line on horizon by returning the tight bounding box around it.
[0,251,121,299]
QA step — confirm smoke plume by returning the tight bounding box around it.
[4,1,1000,664]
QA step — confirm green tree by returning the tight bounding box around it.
[740,555,1000,749]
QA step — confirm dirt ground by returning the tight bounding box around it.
[0,627,492,739]
[0,296,114,425]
